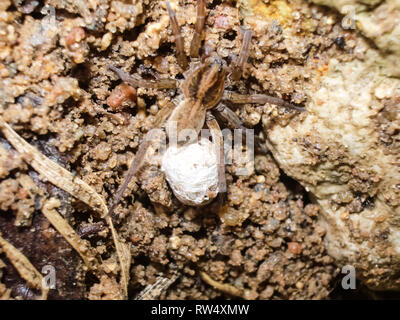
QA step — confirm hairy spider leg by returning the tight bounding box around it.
[107,64,177,89]
[166,1,189,70]
[225,28,305,111]
[190,0,206,58]
[230,28,252,81]
[212,103,267,154]
[223,91,306,112]
[107,102,176,218]
[213,103,243,129]
[206,112,226,194]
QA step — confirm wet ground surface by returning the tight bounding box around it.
[0,0,389,299]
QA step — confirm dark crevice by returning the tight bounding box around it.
[70,62,92,91]
[208,0,223,9]
[279,169,310,203]
[223,30,237,41]
[121,23,145,43]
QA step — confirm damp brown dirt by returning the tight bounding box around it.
[0,0,381,299]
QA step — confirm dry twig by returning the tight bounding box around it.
[199,271,243,298]
[135,274,179,300]
[0,233,48,300]
[42,198,100,271]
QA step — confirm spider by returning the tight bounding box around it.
[107,0,304,217]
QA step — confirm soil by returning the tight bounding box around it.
[0,0,370,299]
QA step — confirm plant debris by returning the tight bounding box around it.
[0,232,48,300]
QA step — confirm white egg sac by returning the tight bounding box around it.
[161,138,219,206]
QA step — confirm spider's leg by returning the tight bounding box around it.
[223,90,306,112]
[108,102,176,218]
[200,44,213,63]
[190,0,206,58]
[206,112,226,195]
[213,103,244,130]
[108,138,151,218]
[213,103,267,154]
[230,29,252,81]
[107,65,177,89]
[166,1,189,70]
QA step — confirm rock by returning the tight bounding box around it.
[263,15,400,290]
[310,0,400,77]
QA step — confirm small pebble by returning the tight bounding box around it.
[65,27,86,47]
[101,32,113,51]
[287,242,302,255]
[107,83,137,111]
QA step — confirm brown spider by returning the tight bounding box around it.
[107,0,304,217]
